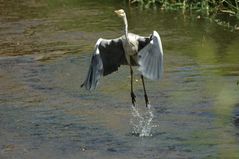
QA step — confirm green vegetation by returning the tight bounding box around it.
[129,0,239,14]
[129,0,239,30]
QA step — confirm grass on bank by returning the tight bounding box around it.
[128,0,239,31]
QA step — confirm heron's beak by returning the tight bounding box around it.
[114,9,124,17]
[114,10,120,16]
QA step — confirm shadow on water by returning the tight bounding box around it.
[233,103,239,128]
[0,0,239,159]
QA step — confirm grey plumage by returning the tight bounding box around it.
[138,31,163,80]
[81,37,126,90]
[81,31,163,90]
[81,9,163,106]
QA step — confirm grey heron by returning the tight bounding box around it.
[81,9,163,107]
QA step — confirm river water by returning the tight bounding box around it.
[0,0,239,159]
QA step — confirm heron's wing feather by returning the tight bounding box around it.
[81,39,104,90]
[99,38,127,76]
[138,31,163,80]
[81,38,126,90]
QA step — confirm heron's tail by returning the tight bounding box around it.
[81,53,103,90]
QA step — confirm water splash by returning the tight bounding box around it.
[130,104,154,137]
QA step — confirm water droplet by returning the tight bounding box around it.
[130,104,154,137]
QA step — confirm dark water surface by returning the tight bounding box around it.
[1,0,239,159]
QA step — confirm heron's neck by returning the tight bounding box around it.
[123,15,129,41]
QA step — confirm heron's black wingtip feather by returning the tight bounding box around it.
[81,53,103,90]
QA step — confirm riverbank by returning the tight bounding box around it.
[129,0,239,31]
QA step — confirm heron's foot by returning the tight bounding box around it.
[144,94,150,107]
[131,92,136,106]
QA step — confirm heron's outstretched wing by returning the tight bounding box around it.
[137,31,163,80]
[81,38,127,90]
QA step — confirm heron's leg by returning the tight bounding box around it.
[141,75,149,107]
[130,65,136,106]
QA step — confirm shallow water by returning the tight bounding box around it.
[1,0,239,159]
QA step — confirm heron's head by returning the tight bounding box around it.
[114,9,126,18]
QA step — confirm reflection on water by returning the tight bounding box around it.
[1,0,239,159]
